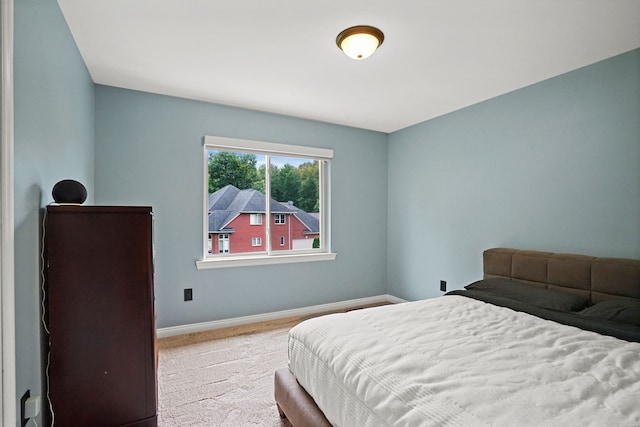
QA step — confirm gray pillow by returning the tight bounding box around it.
[465,278,589,312]
[579,299,640,327]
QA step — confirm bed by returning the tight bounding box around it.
[274,248,640,426]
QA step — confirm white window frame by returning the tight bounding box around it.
[197,136,337,269]
[280,236,285,246]
[252,236,262,247]
[274,214,286,224]
[249,213,262,225]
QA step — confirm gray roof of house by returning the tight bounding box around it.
[280,203,319,234]
[208,185,319,233]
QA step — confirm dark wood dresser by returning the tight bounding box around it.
[44,206,157,427]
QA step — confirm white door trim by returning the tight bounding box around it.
[0,0,17,426]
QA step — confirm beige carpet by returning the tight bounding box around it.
[157,303,390,426]
[158,321,296,427]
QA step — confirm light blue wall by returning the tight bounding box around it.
[94,87,388,328]
[14,0,95,424]
[387,49,640,300]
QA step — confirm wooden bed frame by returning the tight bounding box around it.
[274,248,640,426]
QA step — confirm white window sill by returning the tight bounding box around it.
[195,252,337,270]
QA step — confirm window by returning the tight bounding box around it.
[198,136,336,269]
[218,234,230,253]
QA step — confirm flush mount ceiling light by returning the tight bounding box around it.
[336,25,384,60]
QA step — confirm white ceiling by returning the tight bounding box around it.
[57,0,640,133]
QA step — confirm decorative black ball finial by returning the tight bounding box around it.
[52,180,87,205]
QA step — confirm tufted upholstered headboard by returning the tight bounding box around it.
[483,248,640,304]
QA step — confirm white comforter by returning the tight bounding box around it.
[288,296,640,427]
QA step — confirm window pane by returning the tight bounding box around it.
[207,150,266,255]
[204,137,330,262]
[270,156,320,253]
[218,234,229,253]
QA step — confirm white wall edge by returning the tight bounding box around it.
[0,0,16,426]
[157,294,407,338]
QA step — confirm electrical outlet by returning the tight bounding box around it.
[184,288,193,301]
[440,280,447,292]
[20,390,41,427]
[20,390,30,427]
[25,395,41,419]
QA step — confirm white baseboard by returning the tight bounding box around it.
[157,294,407,338]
